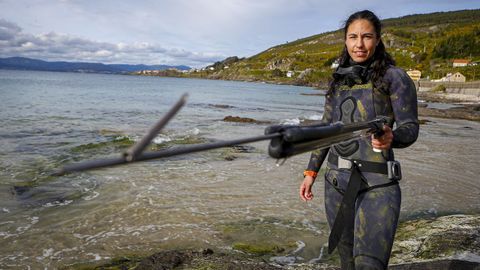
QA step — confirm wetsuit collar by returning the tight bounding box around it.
[333,58,373,87]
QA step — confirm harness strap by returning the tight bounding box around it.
[328,163,367,254]
[327,153,397,254]
[328,153,388,175]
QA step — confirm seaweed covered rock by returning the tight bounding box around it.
[223,115,271,124]
[390,214,480,267]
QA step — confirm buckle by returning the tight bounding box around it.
[387,161,402,181]
[338,156,352,169]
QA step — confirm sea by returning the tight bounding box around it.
[0,69,479,268]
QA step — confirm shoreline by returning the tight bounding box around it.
[417,91,480,122]
[134,73,480,122]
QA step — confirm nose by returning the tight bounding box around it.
[355,37,364,48]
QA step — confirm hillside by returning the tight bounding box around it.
[185,9,480,87]
[0,57,190,74]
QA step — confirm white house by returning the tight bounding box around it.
[433,72,466,83]
[452,59,470,67]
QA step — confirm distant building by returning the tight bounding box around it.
[433,72,466,83]
[406,70,422,81]
[449,72,466,82]
[452,59,470,67]
[286,71,294,78]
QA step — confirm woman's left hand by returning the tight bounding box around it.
[371,125,393,150]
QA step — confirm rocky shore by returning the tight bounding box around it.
[69,214,480,270]
[417,91,480,122]
[65,91,480,270]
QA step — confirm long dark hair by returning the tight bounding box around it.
[329,10,395,93]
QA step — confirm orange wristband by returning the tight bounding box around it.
[303,170,318,179]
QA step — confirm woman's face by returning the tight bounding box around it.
[345,19,379,63]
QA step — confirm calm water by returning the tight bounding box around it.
[0,70,479,268]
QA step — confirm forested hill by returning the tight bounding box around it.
[0,57,191,74]
[189,9,480,86]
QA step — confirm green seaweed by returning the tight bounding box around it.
[219,216,327,261]
[70,136,135,153]
[63,255,143,270]
[232,242,286,256]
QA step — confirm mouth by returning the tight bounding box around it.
[353,51,367,57]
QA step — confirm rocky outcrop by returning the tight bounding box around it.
[390,214,480,266]
[417,91,480,103]
[78,215,480,269]
[418,105,480,121]
[266,58,293,71]
[223,115,271,124]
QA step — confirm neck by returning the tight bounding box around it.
[349,57,373,67]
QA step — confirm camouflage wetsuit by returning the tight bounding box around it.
[306,65,419,270]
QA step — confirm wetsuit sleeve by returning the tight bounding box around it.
[386,67,419,148]
[305,93,333,172]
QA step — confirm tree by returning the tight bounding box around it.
[432,32,479,59]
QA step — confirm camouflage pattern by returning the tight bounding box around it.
[306,66,418,269]
[325,169,401,269]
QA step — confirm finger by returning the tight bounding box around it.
[299,184,307,201]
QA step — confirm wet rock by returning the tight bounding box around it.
[219,145,257,161]
[389,259,480,270]
[223,115,271,124]
[390,214,480,265]
[136,250,186,270]
[73,215,479,269]
[418,119,433,125]
[418,106,480,121]
[136,249,281,270]
[208,103,237,109]
[233,242,286,256]
[300,93,326,96]
[417,91,480,103]
[231,145,256,153]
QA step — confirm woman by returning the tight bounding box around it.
[299,10,418,270]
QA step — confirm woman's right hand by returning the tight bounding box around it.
[299,176,315,201]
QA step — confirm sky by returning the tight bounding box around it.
[1,0,479,68]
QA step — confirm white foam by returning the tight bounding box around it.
[15,216,39,234]
[454,252,480,263]
[281,118,301,125]
[153,134,172,144]
[43,200,73,208]
[85,252,109,261]
[36,248,54,260]
[291,240,306,254]
[83,191,100,201]
[306,114,322,120]
[188,128,200,135]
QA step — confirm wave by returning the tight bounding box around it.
[280,114,323,125]
[69,128,208,157]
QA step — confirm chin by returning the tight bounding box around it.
[353,57,368,63]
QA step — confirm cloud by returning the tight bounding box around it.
[0,19,22,40]
[0,18,225,67]
[1,1,479,66]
